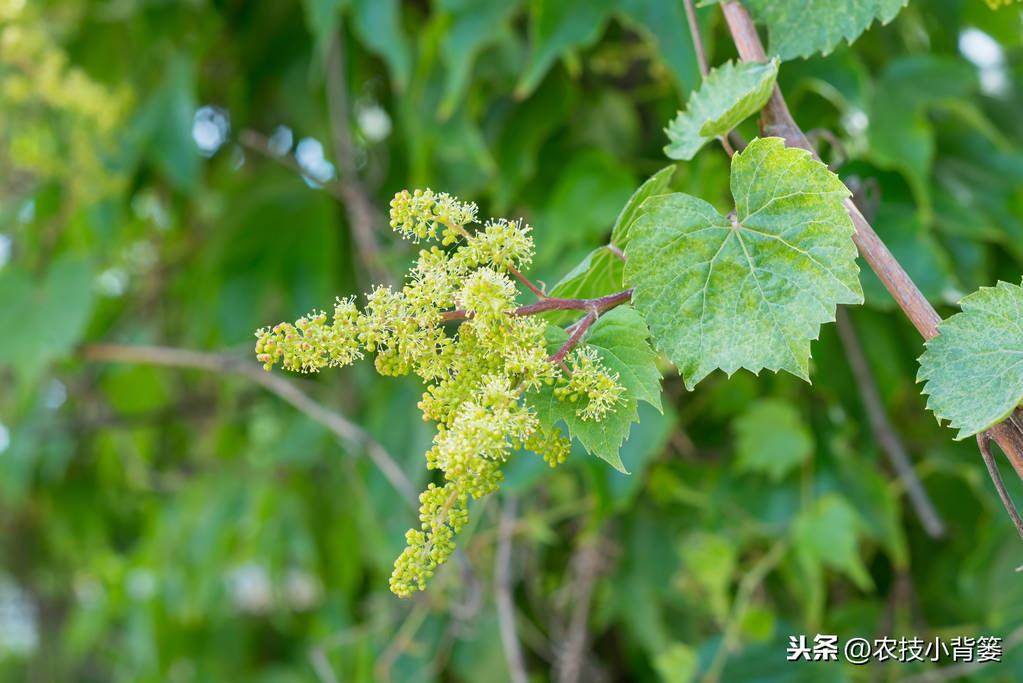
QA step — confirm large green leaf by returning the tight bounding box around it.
[746,0,909,60]
[625,137,863,389]
[664,59,779,161]
[529,305,661,472]
[917,279,1023,439]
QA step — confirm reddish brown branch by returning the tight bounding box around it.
[518,289,633,317]
[721,1,941,340]
[508,265,547,299]
[550,311,598,364]
[977,434,1023,543]
[440,289,633,322]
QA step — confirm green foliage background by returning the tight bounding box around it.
[2,0,1023,681]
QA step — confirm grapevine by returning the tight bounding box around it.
[256,189,629,596]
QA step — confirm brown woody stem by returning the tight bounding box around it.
[508,264,547,298]
[550,310,598,364]
[977,434,1023,544]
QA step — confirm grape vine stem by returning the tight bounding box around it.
[325,32,391,286]
[440,289,633,364]
[550,310,598,364]
[835,309,946,538]
[977,434,1023,545]
[508,264,548,298]
[440,288,633,322]
[684,0,736,157]
[721,0,1023,482]
[78,343,419,506]
[495,497,529,683]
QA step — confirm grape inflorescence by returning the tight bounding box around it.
[255,189,626,597]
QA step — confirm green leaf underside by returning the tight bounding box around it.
[917,279,1023,440]
[548,246,625,301]
[625,137,863,390]
[664,59,779,161]
[611,164,676,247]
[529,306,662,472]
[549,165,675,316]
[746,0,909,60]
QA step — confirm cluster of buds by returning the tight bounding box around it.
[255,298,362,372]
[256,188,625,597]
[389,188,478,243]
[555,347,626,421]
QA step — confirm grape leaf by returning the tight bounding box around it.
[745,0,909,61]
[529,305,662,472]
[917,279,1023,440]
[624,137,863,390]
[792,494,872,590]
[734,399,814,480]
[611,164,676,247]
[664,59,779,161]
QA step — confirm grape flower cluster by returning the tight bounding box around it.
[255,189,625,597]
